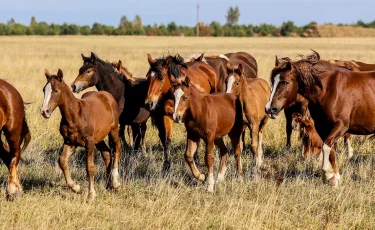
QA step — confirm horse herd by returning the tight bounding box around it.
[1,50,375,201]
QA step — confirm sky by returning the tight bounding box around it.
[0,0,374,27]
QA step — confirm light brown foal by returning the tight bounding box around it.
[171,77,243,192]
[226,64,270,168]
[41,69,121,201]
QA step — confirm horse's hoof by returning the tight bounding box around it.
[6,184,18,201]
[207,186,214,193]
[162,161,171,176]
[216,174,224,183]
[198,174,206,181]
[328,173,341,187]
[71,184,81,193]
[87,191,96,201]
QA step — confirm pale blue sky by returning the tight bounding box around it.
[0,0,373,26]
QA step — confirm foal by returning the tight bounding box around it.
[41,69,121,200]
[291,113,322,159]
[226,64,270,168]
[172,77,243,192]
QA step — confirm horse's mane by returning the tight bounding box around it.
[151,54,188,79]
[109,61,138,85]
[273,51,323,97]
[86,53,127,85]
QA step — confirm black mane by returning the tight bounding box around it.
[151,54,188,79]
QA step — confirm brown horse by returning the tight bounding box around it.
[144,54,217,171]
[265,51,375,186]
[171,77,243,192]
[0,80,31,200]
[41,69,121,200]
[226,64,270,168]
[72,52,148,152]
[187,52,257,92]
[291,112,322,159]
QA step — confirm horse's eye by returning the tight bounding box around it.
[283,81,289,85]
[87,69,91,74]
[236,82,239,86]
[54,90,58,93]
[297,117,302,122]
[183,96,188,101]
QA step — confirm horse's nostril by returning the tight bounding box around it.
[46,109,49,114]
[271,108,278,113]
[72,84,76,92]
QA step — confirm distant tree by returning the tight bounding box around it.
[80,25,91,35]
[7,18,15,26]
[119,16,130,27]
[280,21,298,36]
[30,16,37,27]
[226,6,240,26]
[167,22,180,35]
[210,21,223,36]
[133,15,145,35]
[48,23,61,35]
[91,23,104,35]
[158,24,169,36]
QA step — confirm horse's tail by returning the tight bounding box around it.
[20,117,31,153]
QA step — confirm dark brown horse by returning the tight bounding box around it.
[226,64,269,168]
[171,77,243,192]
[71,52,148,152]
[0,80,31,200]
[265,51,375,186]
[42,69,121,200]
[187,52,257,92]
[144,54,217,171]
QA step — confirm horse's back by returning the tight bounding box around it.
[225,52,257,78]
[81,91,119,119]
[188,62,217,93]
[0,80,25,128]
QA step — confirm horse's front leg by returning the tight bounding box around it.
[59,144,79,193]
[322,123,347,186]
[205,136,215,193]
[162,99,175,174]
[85,140,96,201]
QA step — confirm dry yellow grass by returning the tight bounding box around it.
[0,36,375,229]
[318,25,375,37]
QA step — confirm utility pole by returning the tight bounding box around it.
[196,2,199,37]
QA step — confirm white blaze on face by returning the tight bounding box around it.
[173,88,184,120]
[41,83,52,113]
[226,75,235,93]
[265,74,280,110]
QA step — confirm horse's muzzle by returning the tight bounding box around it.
[265,106,280,119]
[40,108,51,119]
[145,100,156,111]
[71,82,83,93]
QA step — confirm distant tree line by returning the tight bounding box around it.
[1,8,374,37]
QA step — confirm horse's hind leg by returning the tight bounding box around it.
[119,123,130,152]
[258,116,268,163]
[214,138,228,183]
[229,125,245,178]
[3,128,22,201]
[109,126,121,190]
[140,122,147,153]
[95,141,113,190]
[249,122,262,168]
[184,135,205,181]
[127,126,134,148]
[59,144,80,193]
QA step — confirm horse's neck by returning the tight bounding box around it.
[187,88,204,120]
[96,64,124,100]
[58,83,81,125]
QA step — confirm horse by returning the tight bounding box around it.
[226,64,270,168]
[71,52,148,152]
[171,77,243,192]
[279,54,359,157]
[265,51,375,186]
[41,69,121,200]
[187,52,257,92]
[291,112,322,160]
[111,59,150,152]
[144,54,217,172]
[0,80,31,201]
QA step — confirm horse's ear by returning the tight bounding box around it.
[184,76,191,87]
[165,56,172,68]
[57,69,63,81]
[45,69,51,80]
[275,55,280,66]
[197,53,204,62]
[226,62,234,72]
[90,52,97,62]
[117,60,123,70]
[147,54,155,65]
[81,53,90,62]
[237,64,245,77]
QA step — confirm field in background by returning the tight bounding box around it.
[1,36,375,229]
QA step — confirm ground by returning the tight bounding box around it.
[0,36,375,229]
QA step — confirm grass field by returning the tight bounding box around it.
[1,36,375,229]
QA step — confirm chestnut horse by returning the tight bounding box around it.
[41,69,121,200]
[0,80,31,200]
[144,54,217,172]
[171,77,243,192]
[280,55,359,157]
[291,112,322,159]
[226,64,270,168]
[188,52,257,92]
[71,52,148,152]
[265,51,375,186]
